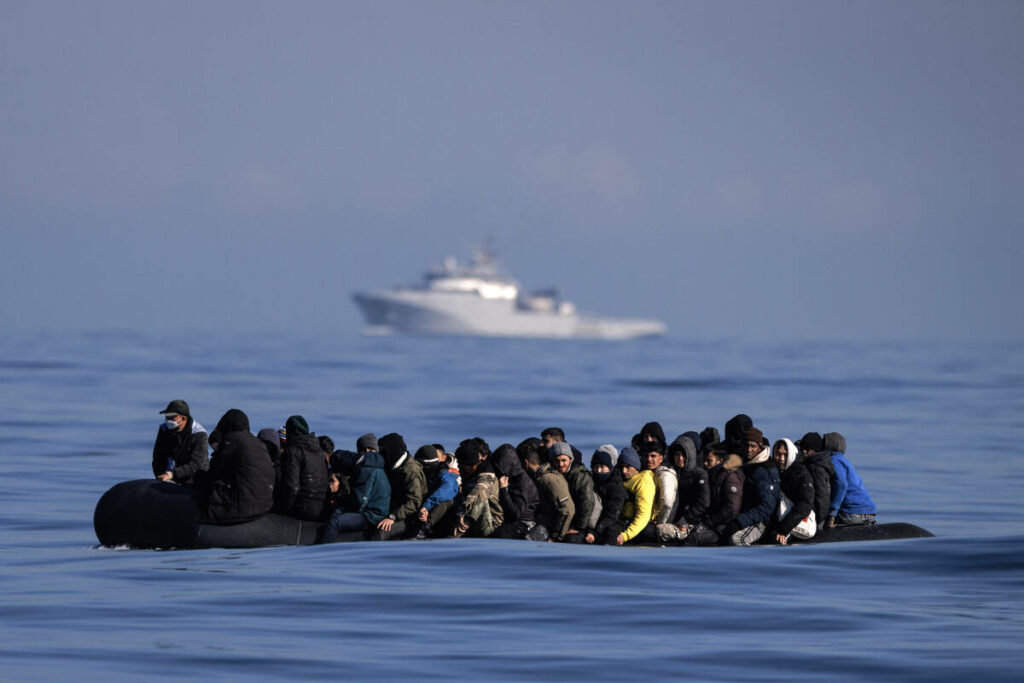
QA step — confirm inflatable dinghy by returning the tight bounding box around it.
[94,479,933,550]
[93,479,344,549]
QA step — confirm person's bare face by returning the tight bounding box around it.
[642,451,663,470]
[774,444,788,470]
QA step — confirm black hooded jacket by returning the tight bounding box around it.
[277,431,330,521]
[152,416,209,486]
[723,414,754,452]
[777,456,815,536]
[669,435,710,526]
[802,452,834,524]
[492,444,538,525]
[640,421,667,452]
[591,469,627,539]
[203,409,276,524]
[379,433,428,523]
[699,454,745,533]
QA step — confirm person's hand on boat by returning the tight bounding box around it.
[377,517,395,533]
[418,507,429,522]
[455,517,469,535]
[615,533,626,546]
[584,532,597,544]
[157,472,173,482]
[826,516,837,529]
[776,533,789,546]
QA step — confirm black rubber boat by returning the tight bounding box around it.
[94,479,934,550]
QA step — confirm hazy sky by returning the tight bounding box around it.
[2,1,1021,340]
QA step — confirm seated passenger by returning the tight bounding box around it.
[687,445,745,546]
[824,432,877,527]
[680,430,703,454]
[202,408,275,524]
[723,414,754,453]
[452,438,504,538]
[152,399,208,486]
[490,443,541,540]
[318,435,342,514]
[702,445,722,471]
[276,415,330,521]
[322,446,391,541]
[413,444,461,539]
[540,427,584,466]
[772,438,816,545]
[586,445,626,545]
[700,426,721,450]
[317,435,341,494]
[550,442,594,543]
[724,427,780,546]
[639,421,668,453]
[640,441,677,525]
[256,428,281,465]
[658,434,710,543]
[609,446,658,546]
[356,433,378,454]
[519,438,574,542]
[375,433,428,540]
[798,432,834,529]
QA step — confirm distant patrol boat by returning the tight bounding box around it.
[352,247,667,339]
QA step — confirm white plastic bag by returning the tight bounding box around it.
[778,492,817,540]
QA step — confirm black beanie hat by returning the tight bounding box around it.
[215,408,250,435]
[285,415,310,438]
[799,432,823,452]
[414,444,441,463]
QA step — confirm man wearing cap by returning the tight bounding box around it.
[609,446,659,545]
[586,445,625,545]
[520,438,574,542]
[412,444,461,539]
[722,427,780,546]
[549,441,595,543]
[799,432,834,529]
[152,399,208,486]
[452,438,504,538]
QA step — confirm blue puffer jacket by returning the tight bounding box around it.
[338,451,391,525]
[423,469,460,511]
[829,451,876,516]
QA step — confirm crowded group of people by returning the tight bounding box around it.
[152,399,878,546]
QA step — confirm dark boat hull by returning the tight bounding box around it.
[94,479,934,550]
[795,521,933,544]
[93,479,338,549]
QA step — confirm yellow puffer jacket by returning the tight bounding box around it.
[620,469,658,542]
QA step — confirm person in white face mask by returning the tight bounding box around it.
[152,399,209,486]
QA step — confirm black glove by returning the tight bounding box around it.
[826,516,837,529]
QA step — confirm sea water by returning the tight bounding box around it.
[1,331,1022,681]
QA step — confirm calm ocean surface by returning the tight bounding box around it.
[1,331,1022,681]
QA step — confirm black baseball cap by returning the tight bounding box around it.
[160,399,190,417]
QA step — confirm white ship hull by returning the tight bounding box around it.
[353,289,666,340]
